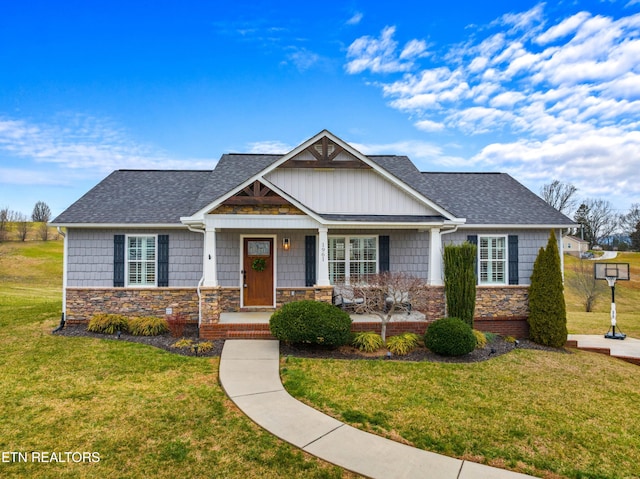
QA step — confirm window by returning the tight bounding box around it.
[127,236,156,286]
[479,236,506,285]
[328,236,377,284]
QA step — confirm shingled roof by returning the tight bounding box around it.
[52,151,574,227]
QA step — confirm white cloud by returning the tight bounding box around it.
[246,140,292,153]
[285,47,320,72]
[346,12,363,26]
[344,5,640,209]
[345,26,427,74]
[0,115,213,185]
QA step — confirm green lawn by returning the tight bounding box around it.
[0,240,351,479]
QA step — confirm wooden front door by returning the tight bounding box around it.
[243,238,274,306]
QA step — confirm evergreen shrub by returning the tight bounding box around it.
[424,317,476,356]
[269,300,352,346]
[443,242,477,327]
[528,230,568,348]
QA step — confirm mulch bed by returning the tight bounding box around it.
[53,323,566,362]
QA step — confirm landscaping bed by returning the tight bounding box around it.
[55,323,564,362]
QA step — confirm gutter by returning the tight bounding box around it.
[187,224,206,336]
[52,227,67,332]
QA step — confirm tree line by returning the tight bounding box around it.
[0,201,53,242]
[540,180,640,251]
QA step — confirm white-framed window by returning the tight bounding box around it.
[479,236,507,285]
[127,235,157,286]
[328,236,377,284]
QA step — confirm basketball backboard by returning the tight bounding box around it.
[594,263,630,281]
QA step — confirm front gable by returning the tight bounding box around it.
[185,130,462,224]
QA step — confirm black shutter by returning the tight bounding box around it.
[158,235,169,287]
[467,235,478,284]
[114,235,125,287]
[379,235,390,272]
[508,235,519,285]
[305,236,316,287]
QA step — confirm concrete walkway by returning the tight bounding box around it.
[567,334,640,365]
[219,340,536,479]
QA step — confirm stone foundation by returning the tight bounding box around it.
[65,288,199,323]
[64,284,531,338]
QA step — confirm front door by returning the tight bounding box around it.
[243,238,274,306]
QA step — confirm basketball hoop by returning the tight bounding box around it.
[594,263,630,340]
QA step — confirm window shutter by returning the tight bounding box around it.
[305,236,316,287]
[467,235,478,284]
[379,235,390,272]
[158,235,169,287]
[508,235,519,285]
[114,235,125,287]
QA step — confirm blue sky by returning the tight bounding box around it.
[1,0,639,218]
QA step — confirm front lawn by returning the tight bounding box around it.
[0,240,350,479]
[282,352,640,479]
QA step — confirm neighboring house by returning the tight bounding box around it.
[51,130,574,338]
[563,235,589,257]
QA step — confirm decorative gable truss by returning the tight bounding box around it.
[222,180,289,205]
[280,136,371,169]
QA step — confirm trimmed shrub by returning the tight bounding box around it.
[386,333,420,356]
[269,300,352,347]
[473,330,487,349]
[424,317,476,357]
[528,230,568,348]
[87,314,129,334]
[128,316,169,336]
[443,242,477,328]
[352,331,384,352]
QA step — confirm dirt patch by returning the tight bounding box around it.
[54,323,566,362]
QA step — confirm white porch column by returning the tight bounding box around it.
[203,228,218,287]
[317,227,330,286]
[429,227,443,286]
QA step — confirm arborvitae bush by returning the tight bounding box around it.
[269,300,352,347]
[443,242,477,327]
[424,317,476,356]
[528,230,568,348]
[87,314,129,334]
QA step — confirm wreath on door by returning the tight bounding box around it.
[251,258,267,272]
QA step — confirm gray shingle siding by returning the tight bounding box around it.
[389,230,429,280]
[67,229,203,287]
[444,229,558,286]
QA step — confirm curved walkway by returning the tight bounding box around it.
[219,340,535,479]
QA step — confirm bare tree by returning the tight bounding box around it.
[336,272,429,342]
[621,203,640,237]
[566,259,606,312]
[31,201,51,223]
[15,213,29,241]
[0,207,10,241]
[540,181,578,215]
[573,199,619,246]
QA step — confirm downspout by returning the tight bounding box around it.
[53,227,67,332]
[187,224,206,336]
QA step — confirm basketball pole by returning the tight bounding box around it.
[604,276,626,340]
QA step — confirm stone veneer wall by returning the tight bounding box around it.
[473,286,530,338]
[65,288,199,323]
[65,285,530,338]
